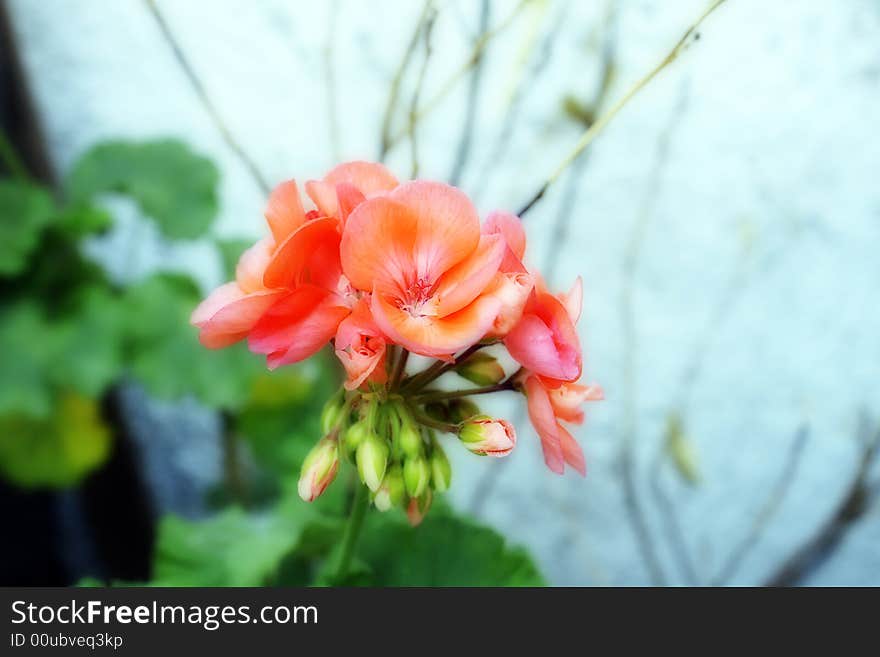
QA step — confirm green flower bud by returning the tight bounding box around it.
[403,456,430,498]
[429,443,452,493]
[320,392,346,434]
[456,352,505,386]
[373,464,405,512]
[447,398,480,424]
[344,419,370,452]
[356,433,389,492]
[398,421,424,458]
[298,435,339,502]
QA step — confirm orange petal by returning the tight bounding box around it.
[485,271,535,337]
[388,181,481,283]
[248,285,349,368]
[191,283,284,349]
[341,197,417,293]
[523,375,564,474]
[235,237,273,294]
[265,180,306,244]
[483,210,526,272]
[335,182,366,225]
[306,161,398,216]
[263,217,341,289]
[335,299,387,390]
[558,423,586,476]
[433,234,505,316]
[371,288,501,358]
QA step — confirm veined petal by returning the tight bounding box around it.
[265,180,306,244]
[371,288,501,358]
[341,197,417,293]
[523,375,564,474]
[433,234,505,316]
[388,181,481,283]
[191,283,284,349]
[248,285,349,368]
[263,217,341,290]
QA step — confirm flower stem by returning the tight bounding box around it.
[389,348,410,390]
[411,410,459,435]
[517,0,728,217]
[335,483,370,583]
[413,381,516,403]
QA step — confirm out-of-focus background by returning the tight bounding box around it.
[1,0,878,586]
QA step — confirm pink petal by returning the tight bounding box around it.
[523,375,564,474]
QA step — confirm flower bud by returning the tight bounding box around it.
[373,464,405,512]
[458,415,517,457]
[356,433,389,492]
[406,489,433,527]
[403,456,430,498]
[320,392,346,434]
[297,435,339,502]
[455,352,505,386]
[343,419,370,452]
[398,421,423,458]
[429,443,452,493]
[447,398,480,424]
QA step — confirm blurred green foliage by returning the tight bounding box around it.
[3,135,544,587]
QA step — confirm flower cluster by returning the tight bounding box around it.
[192,161,601,524]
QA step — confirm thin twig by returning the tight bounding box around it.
[408,7,437,178]
[386,0,534,152]
[518,0,729,217]
[144,0,271,194]
[378,0,434,161]
[713,426,810,585]
[448,0,490,186]
[764,414,880,587]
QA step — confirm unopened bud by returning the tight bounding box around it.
[447,398,480,424]
[298,435,339,502]
[320,392,346,434]
[373,464,405,512]
[398,422,423,458]
[406,489,433,527]
[403,456,430,498]
[456,352,505,386]
[343,419,369,452]
[356,433,389,492]
[458,415,517,457]
[429,443,452,493]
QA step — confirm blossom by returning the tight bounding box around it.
[505,276,583,386]
[334,297,388,390]
[190,181,306,348]
[481,211,533,337]
[340,181,507,358]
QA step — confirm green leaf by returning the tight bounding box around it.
[356,509,546,586]
[54,203,113,239]
[0,301,57,417]
[0,392,112,488]
[0,180,55,276]
[152,500,319,586]
[50,286,125,398]
[122,273,266,410]
[67,140,219,240]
